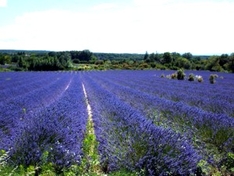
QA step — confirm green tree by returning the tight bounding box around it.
[182,52,193,60]
[143,51,149,61]
[154,52,161,63]
[149,53,155,62]
[227,53,234,72]
[171,52,180,62]
[48,52,57,57]
[0,54,11,65]
[11,54,21,63]
[219,54,229,67]
[177,69,185,80]
[205,56,223,71]
[18,57,28,69]
[163,52,172,64]
[175,57,191,69]
[58,52,71,62]
[78,50,92,62]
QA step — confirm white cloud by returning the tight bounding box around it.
[0,0,233,54]
[90,2,118,11]
[0,0,7,7]
[0,10,88,50]
[129,0,234,54]
[0,7,142,52]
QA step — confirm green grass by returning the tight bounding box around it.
[78,115,102,175]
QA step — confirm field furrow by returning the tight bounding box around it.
[0,70,233,175]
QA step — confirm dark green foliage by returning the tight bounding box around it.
[219,54,229,67]
[143,51,149,60]
[182,52,193,60]
[227,53,234,73]
[175,57,192,69]
[75,50,92,61]
[18,57,29,70]
[94,53,144,61]
[177,69,185,80]
[163,52,172,64]
[4,50,96,71]
[209,74,218,84]
[73,59,80,64]
[188,73,195,81]
[11,54,21,63]
[0,54,11,65]
[1,50,234,72]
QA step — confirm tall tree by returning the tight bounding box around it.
[228,53,234,72]
[143,51,149,61]
[0,54,11,65]
[182,52,193,60]
[78,50,92,62]
[219,54,229,67]
[163,52,172,64]
[175,57,191,69]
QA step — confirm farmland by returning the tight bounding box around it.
[0,70,234,175]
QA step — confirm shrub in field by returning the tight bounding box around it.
[171,73,177,79]
[196,75,203,82]
[209,74,218,84]
[166,74,171,79]
[177,69,185,80]
[188,73,195,81]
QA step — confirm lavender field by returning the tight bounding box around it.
[0,70,234,175]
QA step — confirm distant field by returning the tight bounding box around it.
[0,70,233,175]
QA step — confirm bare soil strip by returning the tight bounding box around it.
[82,83,103,175]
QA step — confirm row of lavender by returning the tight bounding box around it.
[0,72,87,170]
[0,70,233,174]
[93,70,234,117]
[82,70,234,173]
[81,74,200,175]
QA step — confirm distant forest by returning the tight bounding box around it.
[0,50,234,72]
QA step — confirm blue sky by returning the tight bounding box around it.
[0,0,234,54]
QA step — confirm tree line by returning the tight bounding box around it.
[0,50,95,71]
[142,52,234,72]
[0,50,234,72]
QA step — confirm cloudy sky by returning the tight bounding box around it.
[0,0,233,54]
